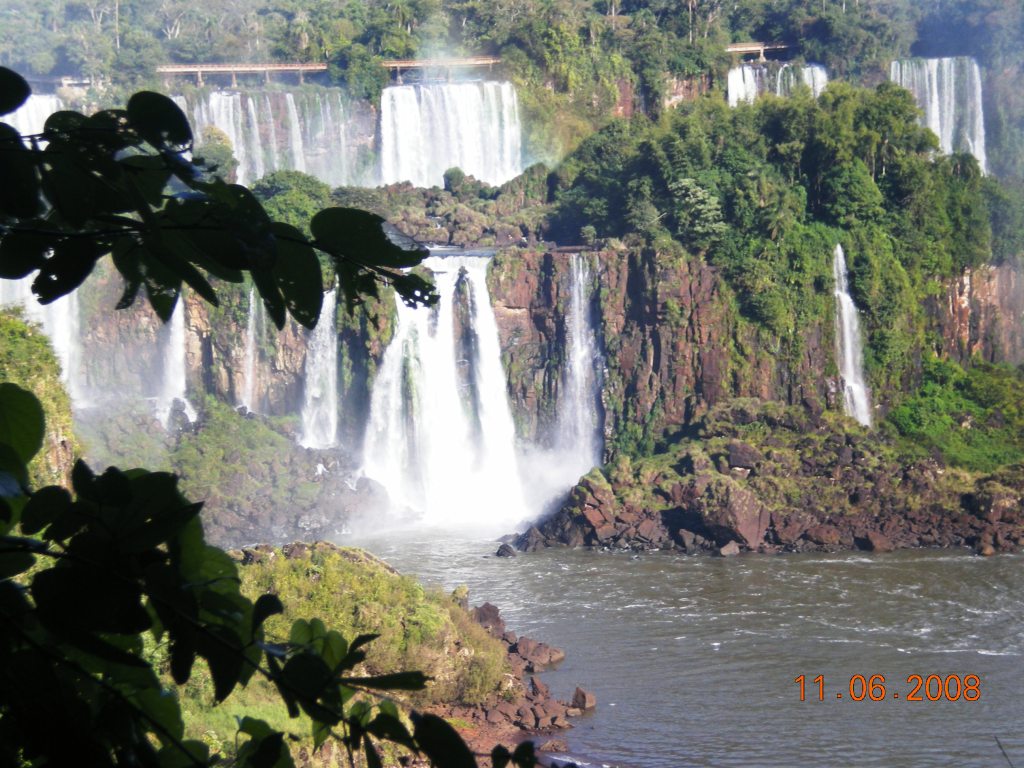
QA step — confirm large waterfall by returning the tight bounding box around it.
[300,288,339,449]
[889,57,988,173]
[379,82,523,188]
[832,245,872,427]
[362,252,528,529]
[155,298,197,428]
[179,89,363,186]
[0,277,84,405]
[776,64,828,98]
[558,254,603,475]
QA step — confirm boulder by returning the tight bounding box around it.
[699,480,770,548]
[495,543,517,558]
[863,530,893,553]
[716,541,740,557]
[727,441,762,470]
[471,602,506,638]
[571,687,597,711]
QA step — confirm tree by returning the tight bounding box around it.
[0,67,536,768]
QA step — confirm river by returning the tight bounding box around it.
[349,532,1024,767]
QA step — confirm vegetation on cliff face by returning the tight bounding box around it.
[0,312,76,487]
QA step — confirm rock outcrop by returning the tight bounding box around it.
[517,400,1024,556]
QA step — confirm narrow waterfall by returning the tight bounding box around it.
[0,277,84,405]
[832,245,872,427]
[379,82,523,188]
[300,288,339,449]
[4,94,63,137]
[727,65,768,107]
[776,63,828,98]
[155,298,197,428]
[183,89,361,186]
[558,254,603,473]
[362,252,528,529]
[240,285,264,413]
[889,57,988,173]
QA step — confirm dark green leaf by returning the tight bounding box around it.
[0,229,53,279]
[0,384,44,466]
[33,238,105,303]
[366,713,415,749]
[511,741,537,767]
[270,222,322,329]
[391,272,438,308]
[253,594,284,631]
[42,110,89,140]
[157,739,209,768]
[267,654,300,718]
[196,625,245,702]
[33,565,151,635]
[136,687,185,744]
[251,267,286,330]
[0,445,29,496]
[0,67,30,116]
[71,459,97,500]
[0,549,34,580]
[491,745,511,768]
[21,485,72,535]
[412,713,477,768]
[0,124,42,219]
[363,736,383,768]
[281,653,338,723]
[119,503,203,554]
[338,671,428,691]
[311,208,427,268]
[127,92,192,152]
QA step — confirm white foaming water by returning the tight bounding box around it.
[0,277,85,405]
[362,252,527,530]
[776,63,828,98]
[379,82,523,188]
[155,298,197,428]
[183,89,356,185]
[4,94,63,137]
[727,65,768,107]
[300,288,338,449]
[832,244,872,427]
[240,285,265,413]
[889,57,988,173]
[558,255,603,476]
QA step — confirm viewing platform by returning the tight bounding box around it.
[155,63,328,86]
[726,42,790,61]
[380,56,502,84]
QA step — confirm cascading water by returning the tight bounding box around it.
[300,288,339,449]
[889,57,988,173]
[0,277,85,405]
[379,82,523,188]
[155,298,197,428]
[362,252,528,529]
[558,254,603,476]
[4,94,63,137]
[240,285,265,413]
[727,65,768,107]
[182,89,361,186]
[832,244,872,427]
[776,63,828,98]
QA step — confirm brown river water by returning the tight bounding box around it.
[349,532,1024,768]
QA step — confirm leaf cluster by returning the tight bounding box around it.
[0,383,536,768]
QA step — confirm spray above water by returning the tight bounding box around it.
[832,245,872,427]
[154,299,197,428]
[362,252,528,530]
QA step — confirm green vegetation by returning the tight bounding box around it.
[888,357,1024,472]
[0,311,76,487]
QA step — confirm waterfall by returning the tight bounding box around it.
[182,89,360,186]
[559,254,603,473]
[776,64,828,98]
[362,251,528,529]
[300,287,338,449]
[155,298,197,428]
[0,277,85,405]
[727,65,768,107]
[240,285,264,413]
[832,245,872,427]
[889,57,988,173]
[379,82,523,188]
[4,94,63,137]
